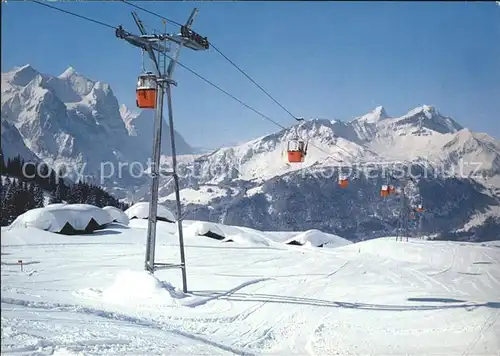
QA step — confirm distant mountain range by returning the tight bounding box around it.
[2,64,499,241]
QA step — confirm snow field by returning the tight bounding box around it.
[161,185,229,205]
[1,222,499,355]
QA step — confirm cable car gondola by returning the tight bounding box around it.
[380,184,390,197]
[286,119,308,163]
[339,175,349,188]
[136,72,158,109]
[287,139,307,163]
[380,184,396,197]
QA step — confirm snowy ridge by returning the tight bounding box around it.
[2,222,499,355]
[165,104,497,190]
[121,104,194,159]
[350,105,391,125]
[166,118,376,186]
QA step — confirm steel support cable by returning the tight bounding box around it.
[118,0,356,160]
[30,0,355,167]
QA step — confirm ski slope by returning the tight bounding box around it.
[1,221,499,355]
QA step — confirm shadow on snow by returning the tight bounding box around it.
[189,288,500,312]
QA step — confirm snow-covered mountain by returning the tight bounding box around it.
[155,106,500,241]
[120,104,193,160]
[1,118,41,164]
[1,64,194,194]
[155,104,499,188]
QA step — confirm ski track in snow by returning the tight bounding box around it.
[1,226,500,355]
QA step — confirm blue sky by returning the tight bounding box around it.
[2,1,499,147]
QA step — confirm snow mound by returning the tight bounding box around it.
[52,349,85,356]
[185,221,226,240]
[102,206,129,225]
[9,204,112,234]
[285,229,352,248]
[222,232,270,246]
[125,202,175,223]
[46,202,68,208]
[102,270,185,307]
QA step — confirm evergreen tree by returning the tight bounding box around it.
[0,147,6,174]
[39,163,49,177]
[23,162,36,181]
[33,184,45,208]
[1,156,129,225]
[85,187,96,205]
[0,179,6,225]
[51,180,67,204]
[3,181,18,225]
[6,157,12,174]
[9,155,24,177]
[65,184,75,204]
[26,183,36,210]
[96,189,105,207]
[68,182,84,204]
[48,168,58,189]
[20,181,35,212]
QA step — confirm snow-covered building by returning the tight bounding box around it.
[125,202,175,223]
[284,229,352,248]
[103,206,129,225]
[9,204,113,234]
[184,221,226,240]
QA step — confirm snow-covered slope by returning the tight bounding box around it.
[2,222,499,355]
[1,65,193,190]
[120,104,193,159]
[1,118,41,163]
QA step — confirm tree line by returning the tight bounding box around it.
[1,151,129,226]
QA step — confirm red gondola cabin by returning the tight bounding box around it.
[339,176,349,188]
[136,73,157,109]
[287,139,306,163]
[380,184,390,197]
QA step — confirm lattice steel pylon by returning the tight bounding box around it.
[386,171,418,242]
[396,178,409,242]
[116,9,209,293]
